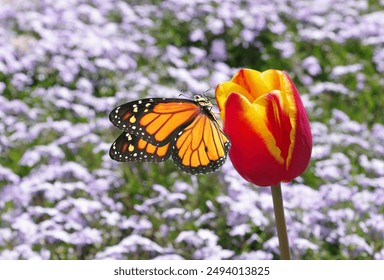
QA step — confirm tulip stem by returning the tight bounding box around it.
[271,183,291,260]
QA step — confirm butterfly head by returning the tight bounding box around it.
[194,94,213,110]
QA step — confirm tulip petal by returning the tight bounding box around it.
[231,69,271,100]
[260,70,282,93]
[224,92,286,185]
[215,81,253,121]
[281,71,312,180]
[254,90,293,168]
[257,70,300,169]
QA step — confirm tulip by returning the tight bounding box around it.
[215,68,312,187]
[215,68,312,259]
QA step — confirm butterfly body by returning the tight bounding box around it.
[109,95,230,174]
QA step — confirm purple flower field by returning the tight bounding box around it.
[0,0,383,259]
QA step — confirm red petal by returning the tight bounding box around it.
[224,93,286,186]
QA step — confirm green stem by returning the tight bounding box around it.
[271,183,291,260]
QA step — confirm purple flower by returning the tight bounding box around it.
[310,82,349,96]
[315,154,352,182]
[236,250,273,260]
[328,208,355,223]
[119,215,152,232]
[207,18,224,35]
[209,39,227,61]
[193,245,234,260]
[189,29,205,42]
[0,228,12,246]
[0,244,50,260]
[188,46,207,64]
[12,213,38,239]
[359,155,384,177]
[330,64,363,78]
[293,238,319,255]
[119,234,164,253]
[374,249,384,260]
[195,212,216,227]
[176,230,203,247]
[273,41,295,58]
[358,176,384,189]
[302,56,322,76]
[71,227,103,245]
[312,144,332,160]
[373,48,384,72]
[0,82,5,94]
[173,181,194,194]
[263,237,280,254]
[152,254,184,260]
[240,29,255,45]
[319,184,356,205]
[340,234,373,257]
[229,224,251,236]
[364,214,384,239]
[162,208,185,220]
[352,189,377,213]
[0,166,20,184]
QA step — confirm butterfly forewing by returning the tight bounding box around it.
[109,98,201,146]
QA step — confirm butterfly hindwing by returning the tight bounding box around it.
[110,132,172,163]
[172,113,231,174]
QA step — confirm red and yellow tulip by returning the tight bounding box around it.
[215,68,312,186]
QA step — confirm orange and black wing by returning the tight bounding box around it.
[110,132,172,163]
[109,98,201,146]
[172,113,231,174]
[109,97,231,174]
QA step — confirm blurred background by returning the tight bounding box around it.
[0,0,383,259]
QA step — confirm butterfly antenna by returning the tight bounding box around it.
[204,86,213,93]
[178,88,187,98]
[202,87,214,98]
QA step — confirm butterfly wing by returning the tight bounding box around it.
[172,113,231,174]
[110,132,172,162]
[109,96,231,174]
[109,98,201,146]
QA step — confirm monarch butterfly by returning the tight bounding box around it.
[109,94,231,174]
